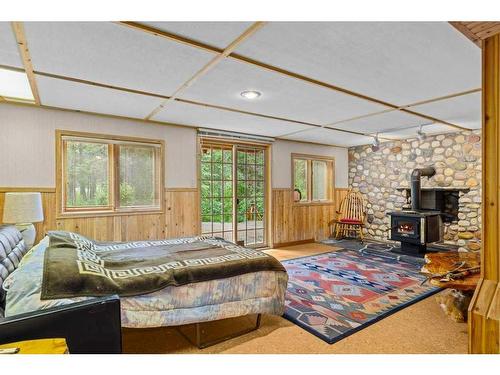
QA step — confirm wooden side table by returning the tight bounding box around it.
[0,338,69,354]
[421,251,480,322]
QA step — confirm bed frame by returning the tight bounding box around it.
[176,313,262,349]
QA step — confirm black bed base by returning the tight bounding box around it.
[175,314,262,349]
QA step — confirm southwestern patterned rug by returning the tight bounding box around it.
[281,249,440,344]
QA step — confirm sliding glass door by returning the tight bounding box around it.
[200,141,267,247]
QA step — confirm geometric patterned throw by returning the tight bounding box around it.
[282,250,440,344]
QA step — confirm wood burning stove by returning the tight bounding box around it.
[388,167,443,255]
[389,211,441,254]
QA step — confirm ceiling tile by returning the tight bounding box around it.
[330,110,431,134]
[235,22,480,105]
[179,58,388,125]
[408,91,481,129]
[0,22,23,68]
[281,127,374,147]
[24,22,215,96]
[0,68,34,100]
[151,99,313,137]
[37,75,165,119]
[141,22,254,49]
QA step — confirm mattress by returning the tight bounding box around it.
[3,237,288,328]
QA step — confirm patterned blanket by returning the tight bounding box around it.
[41,231,285,300]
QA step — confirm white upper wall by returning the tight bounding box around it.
[0,104,350,190]
[272,139,348,188]
[0,104,198,188]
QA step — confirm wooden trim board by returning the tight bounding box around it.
[11,22,41,105]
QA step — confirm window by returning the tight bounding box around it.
[292,154,334,203]
[57,130,163,216]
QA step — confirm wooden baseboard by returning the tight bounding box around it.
[272,239,315,248]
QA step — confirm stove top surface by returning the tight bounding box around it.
[388,209,441,217]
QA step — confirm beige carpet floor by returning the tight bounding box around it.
[122,243,468,354]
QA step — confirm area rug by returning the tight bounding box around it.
[321,238,425,266]
[281,250,440,344]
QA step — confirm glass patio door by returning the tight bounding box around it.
[235,147,266,247]
[200,141,267,247]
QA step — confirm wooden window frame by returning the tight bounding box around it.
[291,153,335,206]
[56,130,164,218]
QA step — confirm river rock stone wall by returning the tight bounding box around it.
[348,130,482,252]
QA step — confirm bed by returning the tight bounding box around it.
[1,226,288,338]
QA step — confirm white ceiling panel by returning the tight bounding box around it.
[408,92,481,129]
[179,58,388,124]
[379,123,457,139]
[0,68,34,100]
[330,109,431,134]
[151,100,313,137]
[281,127,374,147]
[235,22,480,105]
[141,22,254,49]
[37,75,165,119]
[0,22,23,68]
[24,22,215,96]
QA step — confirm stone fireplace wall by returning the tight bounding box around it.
[348,130,482,252]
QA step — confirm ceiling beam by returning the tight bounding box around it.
[145,22,266,120]
[11,22,41,105]
[450,22,500,48]
[117,21,471,131]
[450,22,482,47]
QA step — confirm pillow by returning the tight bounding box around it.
[0,225,28,305]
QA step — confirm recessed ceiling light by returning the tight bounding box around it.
[240,90,262,100]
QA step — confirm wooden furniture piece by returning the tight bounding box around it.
[0,338,68,354]
[421,252,480,291]
[329,190,366,241]
[421,252,480,323]
[469,33,500,354]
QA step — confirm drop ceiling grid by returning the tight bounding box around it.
[23,22,217,97]
[233,22,481,105]
[1,21,481,147]
[150,99,313,137]
[327,109,431,134]
[407,91,481,129]
[174,57,389,125]
[0,22,23,68]
[140,22,255,50]
[36,75,166,119]
[282,127,375,147]
[379,123,457,139]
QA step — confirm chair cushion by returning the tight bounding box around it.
[0,225,27,305]
[339,218,362,224]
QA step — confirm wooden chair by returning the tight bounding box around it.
[329,190,367,241]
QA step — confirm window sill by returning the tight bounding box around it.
[57,208,164,220]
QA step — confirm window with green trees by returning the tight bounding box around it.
[292,154,334,203]
[59,131,163,214]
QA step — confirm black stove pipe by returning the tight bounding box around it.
[411,167,436,211]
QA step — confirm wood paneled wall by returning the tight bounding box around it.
[164,188,200,238]
[271,188,349,247]
[0,187,199,243]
